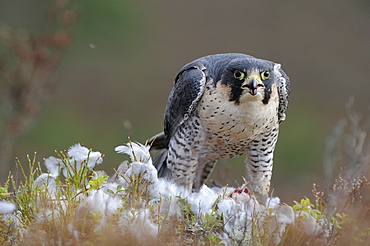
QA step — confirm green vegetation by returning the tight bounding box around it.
[0,134,368,245]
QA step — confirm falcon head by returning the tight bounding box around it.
[220,58,278,105]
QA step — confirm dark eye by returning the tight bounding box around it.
[261,70,270,80]
[233,70,245,80]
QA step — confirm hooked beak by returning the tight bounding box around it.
[241,75,265,96]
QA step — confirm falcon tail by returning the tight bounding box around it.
[149,131,166,150]
[149,131,171,177]
[152,149,170,178]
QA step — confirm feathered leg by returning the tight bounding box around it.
[245,127,279,196]
[193,160,217,190]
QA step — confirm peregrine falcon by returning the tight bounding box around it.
[150,53,290,196]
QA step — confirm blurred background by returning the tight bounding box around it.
[0,0,369,202]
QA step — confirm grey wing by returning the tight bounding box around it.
[164,62,207,146]
[274,63,290,123]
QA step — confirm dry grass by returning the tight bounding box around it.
[0,105,369,246]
